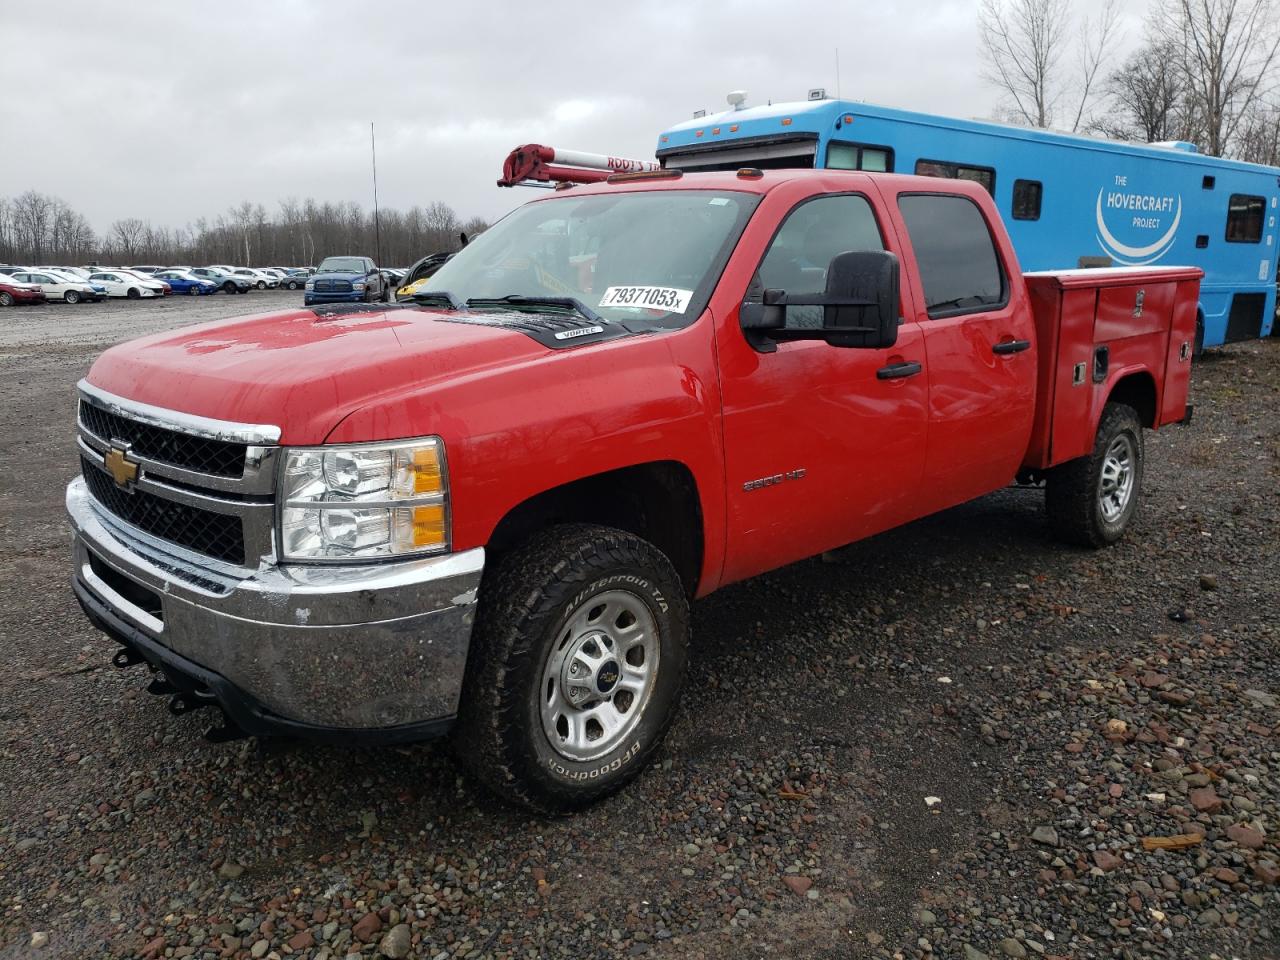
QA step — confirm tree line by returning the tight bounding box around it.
[980,0,1280,163]
[0,193,489,268]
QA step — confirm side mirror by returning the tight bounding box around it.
[739,250,900,351]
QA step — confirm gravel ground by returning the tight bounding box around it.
[0,298,1277,960]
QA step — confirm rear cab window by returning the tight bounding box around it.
[898,193,1006,318]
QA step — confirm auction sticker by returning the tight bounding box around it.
[599,285,694,313]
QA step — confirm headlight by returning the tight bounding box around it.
[279,438,448,561]
[304,279,315,290]
[352,281,366,290]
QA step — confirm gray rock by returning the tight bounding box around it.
[1031,826,1059,847]
[250,940,269,959]
[30,932,49,950]
[379,924,412,959]
[964,945,991,960]
[217,862,244,880]
[1001,938,1027,958]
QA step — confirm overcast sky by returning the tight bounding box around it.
[0,0,1140,233]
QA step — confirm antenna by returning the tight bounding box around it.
[370,122,383,266]
[835,48,841,100]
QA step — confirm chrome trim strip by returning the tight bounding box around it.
[77,379,282,446]
[77,419,278,496]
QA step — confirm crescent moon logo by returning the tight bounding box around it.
[1096,189,1181,265]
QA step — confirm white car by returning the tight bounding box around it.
[8,269,102,303]
[87,270,164,299]
[232,267,278,289]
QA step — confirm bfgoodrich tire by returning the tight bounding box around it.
[454,524,689,813]
[1046,402,1144,547]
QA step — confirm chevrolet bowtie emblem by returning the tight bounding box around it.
[104,445,139,488]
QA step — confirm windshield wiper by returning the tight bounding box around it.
[410,290,464,310]
[466,294,604,325]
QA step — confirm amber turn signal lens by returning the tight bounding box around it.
[411,504,447,547]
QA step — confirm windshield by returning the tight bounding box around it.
[317,257,366,274]
[423,188,759,327]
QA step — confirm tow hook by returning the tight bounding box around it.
[111,646,146,669]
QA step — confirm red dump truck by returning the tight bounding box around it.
[68,168,1199,810]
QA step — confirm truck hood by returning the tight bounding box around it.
[84,305,545,444]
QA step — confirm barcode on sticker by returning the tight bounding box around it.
[599,285,694,313]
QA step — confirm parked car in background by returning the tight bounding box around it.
[118,270,171,295]
[395,252,454,300]
[231,267,278,289]
[128,265,166,275]
[87,270,164,299]
[381,268,407,287]
[8,269,101,303]
[153,269,219,296]
[0,272,47,306]
[279,268,310,290]
[190,267,252,294]
[50,270,110,300]
[304,256,389,304]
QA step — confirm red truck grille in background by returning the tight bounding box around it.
[79,400,247,478]
[80,456,246,565]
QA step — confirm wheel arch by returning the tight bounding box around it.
[1105,369,1158,428]
[484,460,704,597]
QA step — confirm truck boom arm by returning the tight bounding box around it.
[498,144,659,188]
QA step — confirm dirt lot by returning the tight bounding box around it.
[0,296,1277,960]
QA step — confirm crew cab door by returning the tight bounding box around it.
[885,186,1038,514]
[713,182,929,586]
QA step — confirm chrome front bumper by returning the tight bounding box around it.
[67,478,483,734]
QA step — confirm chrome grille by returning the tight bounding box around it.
[81,456,246,565]
[79,399,246,477]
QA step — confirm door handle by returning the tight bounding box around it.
[876,360,922,380]
[993,339,1032,355]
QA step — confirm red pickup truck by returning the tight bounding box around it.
[68,169,1199,811]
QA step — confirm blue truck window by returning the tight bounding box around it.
[826,142,893,172]
[1013,179,1043,220]
[899,194,1005,317]
[1226,194,1264,243]
[915,158,997,195]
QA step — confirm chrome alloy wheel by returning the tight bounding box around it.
[1099,433,1136,523]
[540,589,659,762]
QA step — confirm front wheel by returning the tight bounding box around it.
[188,285,200,296]
[454,524,689,812]
[126,287,140,300]
[0,292,13,307]
[256,280,266,290]
[64,290,81,304]
[1046,402,1144,547]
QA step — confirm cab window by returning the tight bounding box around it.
[899,193,1006,317]
[756,194,885,330]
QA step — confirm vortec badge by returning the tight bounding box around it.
[103,444,139,488]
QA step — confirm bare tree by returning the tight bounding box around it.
[1101,41,1193,141]
[1155,0,1280,156]
[980,0,1121,131]
[1234,100,1280,161]
[109,218,147,261]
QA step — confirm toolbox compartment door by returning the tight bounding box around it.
[1022,266,1203,470]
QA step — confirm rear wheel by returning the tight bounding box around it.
[256,280,266,290]
[1046,402,1144,547]
[0,292,13,307]
[126,287,140,300]
[454,524,689,812]
[64,290,81,304]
